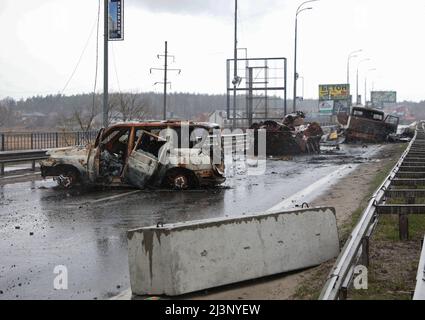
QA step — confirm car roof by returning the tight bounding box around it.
[352,107,384,115]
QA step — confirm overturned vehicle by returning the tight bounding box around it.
[41,121,226,190]
[345,107,399,143]
[250,112,324,156]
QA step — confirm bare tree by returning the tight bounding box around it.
[57,92,148,135]
[0,99,18,128]
[109,93,147,122]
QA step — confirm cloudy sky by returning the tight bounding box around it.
[1,0,425,102]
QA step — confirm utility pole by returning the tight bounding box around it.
[163,41,168,120]
[150,41,181,120]
[103,0,109,128]
[232,0,238,128]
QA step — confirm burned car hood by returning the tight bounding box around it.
[46,146,90,160]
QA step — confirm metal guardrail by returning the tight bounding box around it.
[0,131,97,152]
[0,149,49,175]
[320,121,425,300]
[207,134,250,154]
[413,236,425,300]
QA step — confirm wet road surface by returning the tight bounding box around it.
[0,145,382,299]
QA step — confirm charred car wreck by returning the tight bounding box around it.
[345,107,399,143]
[250,112,324,156]
[40,121,225,190]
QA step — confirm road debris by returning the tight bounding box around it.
[251,112,324,156]
[345,106,399,143]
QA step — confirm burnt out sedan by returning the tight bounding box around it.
[40,121,226,190]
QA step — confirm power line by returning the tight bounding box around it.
[92,0,101,111]
[60,13,99,96]
[150,41,181,120]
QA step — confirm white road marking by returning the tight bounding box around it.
[85,190,142,205]
[267,145,384,212]
[267,164,359,212]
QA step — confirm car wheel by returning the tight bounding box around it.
[55,170,78,188]
[166,171,194,190]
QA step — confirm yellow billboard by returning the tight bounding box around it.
[319,84,350,101]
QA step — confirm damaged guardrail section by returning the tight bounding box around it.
[127,207,340,296]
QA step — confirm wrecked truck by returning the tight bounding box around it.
[40,121,226,190]
[250,112,324,156]
[345,107,399,143]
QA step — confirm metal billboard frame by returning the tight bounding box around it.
[226,57,287,126]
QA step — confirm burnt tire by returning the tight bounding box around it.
[55,169,80,189]
[164,169,197,190]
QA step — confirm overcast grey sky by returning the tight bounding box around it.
[1,0,425,102]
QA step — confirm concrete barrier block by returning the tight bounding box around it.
[127,207,340,296]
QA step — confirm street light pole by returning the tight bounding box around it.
[347,49,362,96]
[364,68,376,107]
[233,0,238,128]
[293,0,318,113]
[103,0,109,128]
[356,58,370,105]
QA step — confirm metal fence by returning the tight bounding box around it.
[0,131,98,152]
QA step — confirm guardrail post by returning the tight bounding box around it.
[55,132,59,148]
[399,214,409,241]
[361,236,370,267]
[1,133,5,151]
[31,133,34,150]
[338,287,348,300]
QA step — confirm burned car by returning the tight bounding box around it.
[345,107,399,143]
[250,112,324,156]
[41,121,225,190]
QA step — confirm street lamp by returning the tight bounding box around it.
[293,0,319,113]
[356,58,370,105]
[364,68,377,106]
[347,49,362,92]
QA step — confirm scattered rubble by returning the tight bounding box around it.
[251,112,324,156]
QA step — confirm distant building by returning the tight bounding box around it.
[208,110,232,127]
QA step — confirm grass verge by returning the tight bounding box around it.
[292,143,411,300]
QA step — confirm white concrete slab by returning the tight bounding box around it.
[127,207,340,296]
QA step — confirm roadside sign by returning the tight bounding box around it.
[371,91,397,109]
[319,84,350,101]
[108,0,124,41]
[319,100,334,114]
[318,84,350,115]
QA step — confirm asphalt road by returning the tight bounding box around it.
[0,145,382,299]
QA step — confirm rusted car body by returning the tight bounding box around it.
[345,107,399,143]
[251,112,324,156]
[40,121,225,190]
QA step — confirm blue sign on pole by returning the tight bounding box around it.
[108,0,123,41]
